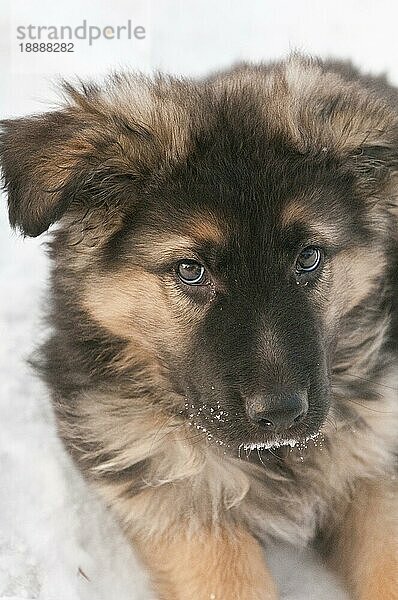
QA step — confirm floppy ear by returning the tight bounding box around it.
[318,79,398,190]
[349,141,398,193]
[0,77,189,237]
[283,56,398,190]
[0,110,95,237]
[0,106,144,237]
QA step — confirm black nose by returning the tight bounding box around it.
[245,391,308,431]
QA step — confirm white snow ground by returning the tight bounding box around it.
[2,1,398,598]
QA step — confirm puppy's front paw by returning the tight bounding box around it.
[134,526,279,600]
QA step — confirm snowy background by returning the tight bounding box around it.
[2,1,398,598]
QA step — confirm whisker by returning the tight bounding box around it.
[172,433,209,444]
[267,447,284,461]
[324,416,338,433]
[256,447,268,468]
[336,372,398,392]
[149,413,179,452]
[344,397,395,414]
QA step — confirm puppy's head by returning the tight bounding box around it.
[2,57,398,452]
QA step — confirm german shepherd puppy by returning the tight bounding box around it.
[1,55,398,599]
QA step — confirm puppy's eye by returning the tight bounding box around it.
[177,260,206,285]
[295,246,322,273]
